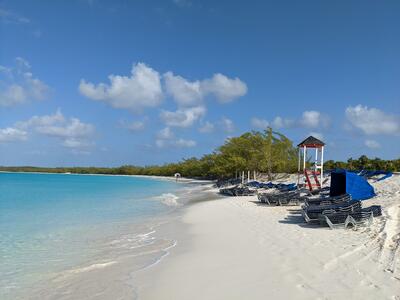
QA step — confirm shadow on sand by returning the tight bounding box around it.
[250,201,324,230]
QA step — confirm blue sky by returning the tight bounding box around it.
[0,0,399,167]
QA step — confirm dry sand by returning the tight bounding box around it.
[135,175,400,300]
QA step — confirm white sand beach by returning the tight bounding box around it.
[135,175,400,300]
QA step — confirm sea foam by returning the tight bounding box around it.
[155,193,181,206]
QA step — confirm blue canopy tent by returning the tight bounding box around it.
[330,170,375,200]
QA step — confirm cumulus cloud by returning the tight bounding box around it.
[365,139,381,149]
[175,138,196,147]
[164,72,247,107]
[267,111,330,130]
[299,111,330,128]
[35,117,94,139]
[160,106,206,128]
[157,127,174,140]
[220,117,235,133]
[198,121,214,133]
[14,110,95,151]
[251,117,269,130]
[80,62,246,118]
[345,105,400,135]
[164,72,202,107]
[119,119,146,132]
[0,127,28,143]
[155,127,196,148]
[62,138,92,149]
[126,121,145,132]
[0,58,49,107]
[156,138,196,148]
[79,62,163,112]
[201,73,247,103]
[271,116,295,129]
[16,109,64,129]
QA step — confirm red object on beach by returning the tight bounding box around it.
[297,136,325,191]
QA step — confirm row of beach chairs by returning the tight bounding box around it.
[218,178,383,229]
[301,193,382,229]
[218,180,297,197]
[253,181,382,229]
[219,185,257,196]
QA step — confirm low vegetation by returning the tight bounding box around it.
[1,129,399,179]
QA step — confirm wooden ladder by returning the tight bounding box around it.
[304,169,321,191]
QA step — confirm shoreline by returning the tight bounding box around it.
[134,176,400,300]
[0,170,214,184]
[19,179,216,300]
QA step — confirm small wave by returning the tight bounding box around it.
[139,240,178,272]
[155,193,181,207]
[67,261,117,274]
[109,230,156,249]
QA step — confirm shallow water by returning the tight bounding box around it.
[0,172,184,299]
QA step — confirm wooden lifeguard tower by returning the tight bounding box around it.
[297,136,325,191]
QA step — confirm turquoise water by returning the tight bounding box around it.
[0,172,182,298]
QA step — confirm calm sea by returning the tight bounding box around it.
[0,172,185,299]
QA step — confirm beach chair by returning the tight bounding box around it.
[302,201,362,222]
[259,189,308,206]
[322,211,374,229]
[304,193,351,207]
[319,205,381,229]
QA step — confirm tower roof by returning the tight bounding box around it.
[297,136,325,148]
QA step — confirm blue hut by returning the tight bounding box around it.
[330,170,375,200]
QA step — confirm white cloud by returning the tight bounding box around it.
[16,57,31,69]
[79,62,163,112]
[0,127,28,143]
[164,72,202,107]
[299,111,330,128]
[201,73,247,103]
[62,138,92,149]
[16,109,64,129]
[23,72,48,100]
[14,110,94,151]
[199,121,214,133]
[269,110,330,130]
[157,127,174,140]
[127,121,145,132]
[251,117,269,130]
[0,58,49,107]
[160,106,206,128]
[156,138,196,148]
[271,116,295,129]
[164,72,247,106]
[365,139,380,149]
[155,127,196,148]
[175,138,196,147]
[36,117,94,139]
[345,105,400,135]
[220,117,235,133]
[80,63,247,114]
[0,84,26,106]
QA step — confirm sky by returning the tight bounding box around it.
[0,0,399,167]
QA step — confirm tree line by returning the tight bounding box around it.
[0,129,398,179]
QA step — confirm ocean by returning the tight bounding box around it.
[0,172,192,299]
